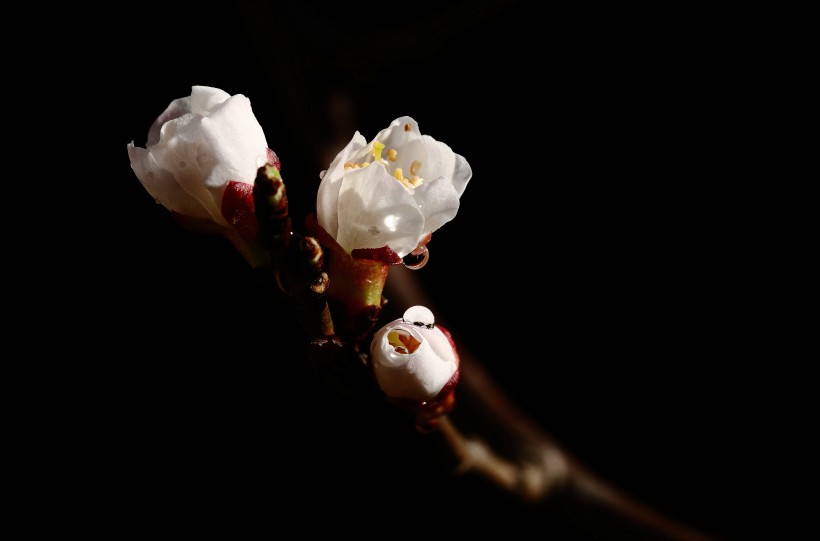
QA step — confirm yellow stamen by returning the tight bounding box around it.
[372,140,385,162]
[387,331,405,349]
[393,168,404,180]
[387,149,398,162]
[411,176,423,187]
[387,329,421,354]
[410,160,421,175]
[345,161,370,170]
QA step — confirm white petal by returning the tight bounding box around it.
[335,165,424,256]
[316,132,367,239]
[189,86,231,115]
[371,116,423,153]
[379,129,463,198]
[148,113,224,223]
[451,152,472,198]
[147,96,191,147]
[128,142,212,220]
[419,136,456,184]
[419,325,456,368]
[413,176,460,235]
[195,94,269,221]
[199,94,268,187]
[385,138,428,177]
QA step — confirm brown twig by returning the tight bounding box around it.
[386,266,715,541]
[254,165,334,338]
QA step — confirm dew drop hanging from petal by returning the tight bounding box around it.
[402,245,429,270]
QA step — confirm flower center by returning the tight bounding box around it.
[387,328,422,355]
[344,140,424,190]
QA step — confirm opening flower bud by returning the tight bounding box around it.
[370,306,459,402]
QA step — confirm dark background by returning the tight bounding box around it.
[104,1,775,538]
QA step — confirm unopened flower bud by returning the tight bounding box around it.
[371,306,459,403]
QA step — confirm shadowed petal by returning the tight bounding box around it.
[413,176,460,235]
[128,142,212,220]
[317,132,367,239]
[147,97,191,147]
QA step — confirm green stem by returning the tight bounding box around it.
[326,248,388,340]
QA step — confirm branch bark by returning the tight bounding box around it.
[387,266,715,541]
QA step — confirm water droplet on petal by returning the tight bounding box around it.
[403,305,435,328]
[402,245,429,270]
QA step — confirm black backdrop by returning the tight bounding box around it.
[106,2,770,538]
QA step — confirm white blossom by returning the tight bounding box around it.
[371,306,458,401]
[317,117,472,258]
